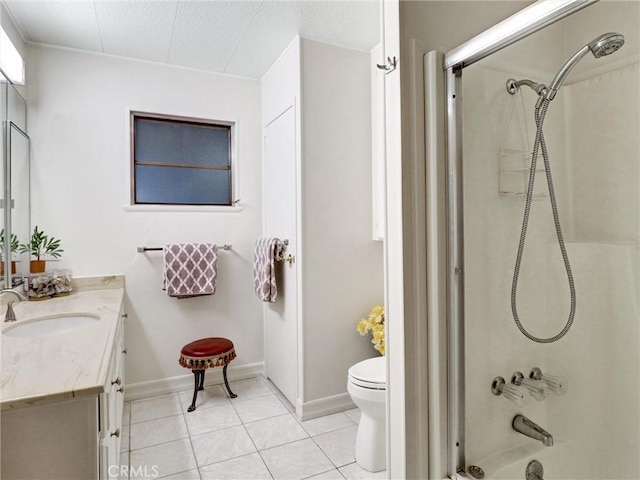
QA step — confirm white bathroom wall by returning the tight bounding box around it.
[26,45,264,389]
[299,38,384,403]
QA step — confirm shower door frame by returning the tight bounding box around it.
[441,0,598,477]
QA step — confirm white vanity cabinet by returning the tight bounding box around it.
[1,394,101,478]
[100,308,127,479]
[0,284,126,479]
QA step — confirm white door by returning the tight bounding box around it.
[263,106,298,406]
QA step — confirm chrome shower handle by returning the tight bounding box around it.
[530,367,568,396]
[491,376,531,407]
[512,371,549,401]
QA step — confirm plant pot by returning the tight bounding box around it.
[0,261,16,275]
[30,260,46,274]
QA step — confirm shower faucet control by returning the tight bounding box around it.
[513,414,554,447]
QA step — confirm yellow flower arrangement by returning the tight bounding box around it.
[356,305,385,355]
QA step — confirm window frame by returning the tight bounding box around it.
[130,111,236,207]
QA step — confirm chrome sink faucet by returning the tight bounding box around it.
[513,414,554,446]
[1,289,27,322]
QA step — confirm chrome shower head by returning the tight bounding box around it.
[546,32,625,100]
[588,32,625,58]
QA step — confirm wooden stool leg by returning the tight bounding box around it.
[187,370,202,412]
[222,364,237,398]
[198,369,205,391]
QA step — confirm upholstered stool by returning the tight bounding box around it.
[179,337,237,412]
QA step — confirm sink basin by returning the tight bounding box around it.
[3,313,100,338]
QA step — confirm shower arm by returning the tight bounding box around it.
[506,78,548,96]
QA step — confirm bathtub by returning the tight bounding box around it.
[470,441,567,479]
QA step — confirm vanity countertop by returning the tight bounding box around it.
[0,275,125,410]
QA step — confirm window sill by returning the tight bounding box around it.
[123,204,243,213]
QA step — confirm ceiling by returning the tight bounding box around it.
[2,0,381,79]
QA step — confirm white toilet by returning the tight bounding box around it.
[347,356,386,472]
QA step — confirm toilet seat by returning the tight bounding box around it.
[348,357,386,390]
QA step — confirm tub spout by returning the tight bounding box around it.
[512,414,554,447]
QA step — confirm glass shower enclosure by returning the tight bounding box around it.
[442,1,639,478]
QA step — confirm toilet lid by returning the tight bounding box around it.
[348,356,386,389]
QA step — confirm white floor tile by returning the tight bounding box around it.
[338,463,386,480]
[260,438,335,480]
[199,452,272,480]
[343,409,360,425]
[305,470,346,480]
[178,385,231,411]
[160,469,201,480]
[131,394,182,423]
[122,379,373,480]
[129,438,197,479]
[184,403,241,437]
[299,413,354,437]
[265,380,295,413]
[233,394,289,423]
[227,378,273,400]
[191,425,256,467]
[245,414,309,450]
[130,414,189,451]
[312,426,357,468]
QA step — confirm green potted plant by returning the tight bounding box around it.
[0,229,19,274]
[19,225,64,273]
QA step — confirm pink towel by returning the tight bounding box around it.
[253,238,284,302]
[163,243,218,298]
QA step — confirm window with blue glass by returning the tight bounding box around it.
[132,113,233,206]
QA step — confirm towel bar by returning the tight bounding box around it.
[137,245,232,253]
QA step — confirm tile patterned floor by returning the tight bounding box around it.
[120,378,387,480]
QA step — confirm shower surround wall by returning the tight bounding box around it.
[545,61,640,479]
[462,61,569,467]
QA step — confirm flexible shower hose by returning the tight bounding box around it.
[511,97,576,343]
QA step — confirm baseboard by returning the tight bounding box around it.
[296,392,356,421]
[124,362,264,402]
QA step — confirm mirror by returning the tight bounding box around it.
[0,81,29,289]
[9,122,30,287]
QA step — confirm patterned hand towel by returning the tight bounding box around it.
[163,243,218,298]
[254,238,284,303]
